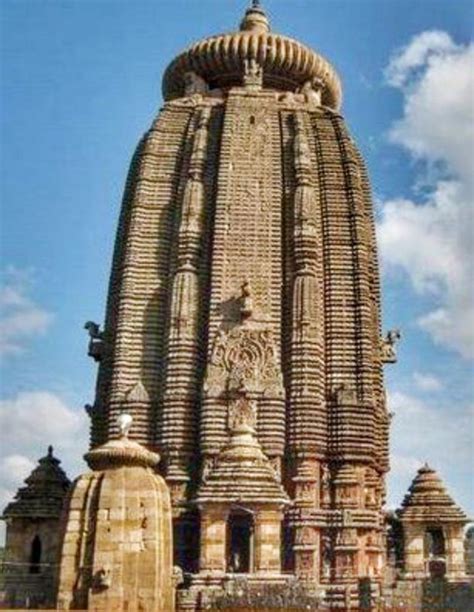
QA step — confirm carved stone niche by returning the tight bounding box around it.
[295,549,316,580]
[227,385,257,432]
[320,533,333,581]
[320,464,332,507]
[295,526,317,548]
[364,468,379,509]
[295,481,316,505]
[332,382,357,405]
[333,465,359,508]
[336,528,358,548]
[336,551,356,579]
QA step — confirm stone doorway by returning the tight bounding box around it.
[29,535,42,574]
[425,527,445,557]
[227,510,254,573]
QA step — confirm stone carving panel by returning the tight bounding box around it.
[205,327,284,397]
[220,100,278,318]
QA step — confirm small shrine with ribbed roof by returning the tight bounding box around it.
[397,464,469,580]
[1,447,70,608]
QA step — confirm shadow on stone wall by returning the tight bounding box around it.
[421,578,474,611]
[200,577,322,610]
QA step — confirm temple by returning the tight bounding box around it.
[1,448,70,608]
[1,2,471,610]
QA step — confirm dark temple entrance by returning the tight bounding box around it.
[425,527,446,557]
[29,535,42,574]
[227,510,254,573]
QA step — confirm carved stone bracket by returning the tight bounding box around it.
[381,329,401,364]
[84,321,104,362]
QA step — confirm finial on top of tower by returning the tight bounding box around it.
[48,445,53,457]
[240,0,270,33]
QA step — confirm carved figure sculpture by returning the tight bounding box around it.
[381,329,401,363]
[243,58,263,89]
[84,320,104,362]
[298,77,326,106]
[183,71,208,96]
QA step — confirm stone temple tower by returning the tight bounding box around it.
[61,1,397,609]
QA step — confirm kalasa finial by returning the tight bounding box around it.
[240,0,269,32]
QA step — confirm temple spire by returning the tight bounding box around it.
[240,0,270,32]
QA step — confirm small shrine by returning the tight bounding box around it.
[195,392,289,577]
[1,447,70,609]
[397,464,469,580]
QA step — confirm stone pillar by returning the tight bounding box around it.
[445,525,467,580]
[403,525,426,579]
[294,524,319,583]
[292,458,319,583]
[254,510,283,573]
[199,509,227,574]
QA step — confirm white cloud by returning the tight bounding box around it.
[0,391,84,446]
[387,390,473,510]
[385,30,458,88]
[389,391,473,462]
[0,268,54,356]
[0,455,35,485]
[413,371,443,392]
[378,32,474,359]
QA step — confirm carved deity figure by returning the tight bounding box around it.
[321,465,332,506]
[228,385,257,432]
[294,126,312,173]
[295,526,316,545]
[239,280,254,320]
[243,58,263,89]
[183,71,208,96]
[201,456,215,484]
[298,77,325,106]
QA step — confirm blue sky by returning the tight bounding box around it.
[1,0,473,533]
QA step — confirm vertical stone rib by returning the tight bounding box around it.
[90,139,145,448]
[355,149,389,475]
[160,106,213,500]
[287,111,326,458]
[312,112,376,462]
[95,107,193,446]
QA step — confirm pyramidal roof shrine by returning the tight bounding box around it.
[1,2,470,610]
